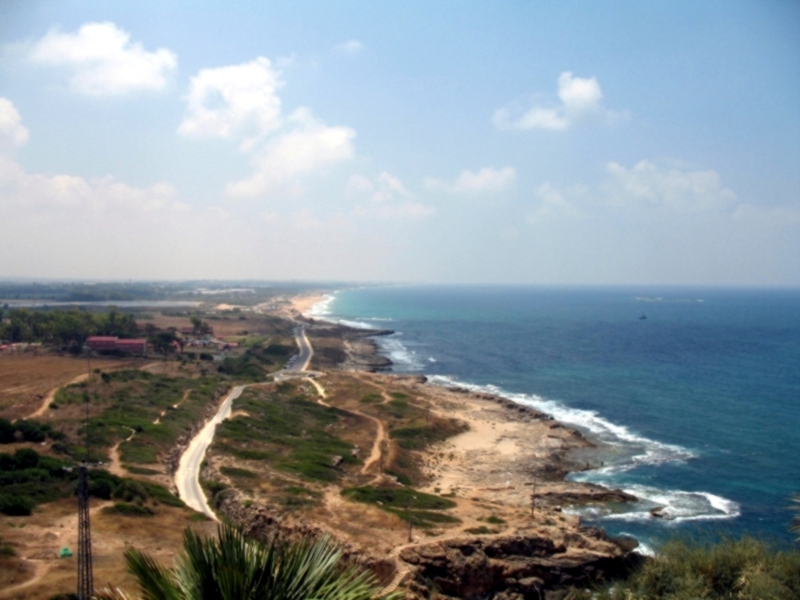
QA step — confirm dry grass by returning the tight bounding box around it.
[0,497,216,599]
[0,355,130,419]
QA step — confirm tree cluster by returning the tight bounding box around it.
[0,307,138,348]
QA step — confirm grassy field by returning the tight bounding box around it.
[47,369,229,465]
[341,486,460,527]
[321,373,468,486]
[214,381,361,484]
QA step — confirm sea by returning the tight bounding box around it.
[307,285,800,551]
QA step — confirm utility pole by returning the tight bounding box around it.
[407,495,417,542]
[77,464,93,599]
[526,478,537,518]
[77,381,94,599]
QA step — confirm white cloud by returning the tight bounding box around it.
[347,172,433,219]
[333,40,364,54]
[527,183,586,224]
[494,72,617,131]
[346,171,414,203]
[0,98,29,148]
[178,57,283,147]
[28,22,177,96]
[179,57,357,197]
[604,160,738,212]
[426,166,516,193]
[225,108,355,197]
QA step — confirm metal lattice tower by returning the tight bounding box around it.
[77,358,94,600]
[77,465,94,599]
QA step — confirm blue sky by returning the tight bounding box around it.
[1,1,798,284]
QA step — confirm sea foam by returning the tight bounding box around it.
[305,290,739,526]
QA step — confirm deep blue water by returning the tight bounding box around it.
[309,286,800,550]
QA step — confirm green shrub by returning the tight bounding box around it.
[220,466,257,479]
[0,494,35,516]
[384,469,412,486]
[594,537,800,600]
[104,502,155,517]
[464,526,498,535]
[485,515,506,524]
[113,479,147,503]
[0,419,15,443]
[342,486,456,511]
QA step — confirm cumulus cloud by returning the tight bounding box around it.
[523,160,800,284]
[426,166,516,194]
[0,98,29,148]
[27,22,177,95]
[225,108,355,197]
[527,183,586,224]
[604,160,737,212]
[347,172,433,219]
[493,72,617,131]
[178,57,283,147]
[179,57,356,197]
[333,40,364,54]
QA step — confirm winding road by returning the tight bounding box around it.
[175,385,248,520]
[174,323,313,520]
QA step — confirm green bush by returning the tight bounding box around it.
[103,502,155,517]
[220,466,257,479]
[113,479,148,503]
[592,537,800,600]
[0,494,35,516]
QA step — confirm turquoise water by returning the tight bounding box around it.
[309,286,800,549]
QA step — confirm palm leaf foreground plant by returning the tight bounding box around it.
[791,493,800,542]
[97,524,398,600]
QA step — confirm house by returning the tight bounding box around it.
[86,336,118,351]
[115,339,148,354]
[86,336,149,354]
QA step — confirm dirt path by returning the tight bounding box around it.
[27,372,89,419]
[306,377,387,477]
[0,501,111,598]
[108,427,136,477]
[357,411,386,476]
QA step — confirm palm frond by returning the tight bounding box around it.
[124,546,184,600]
[120,524,393,600]
[790,493,800,541]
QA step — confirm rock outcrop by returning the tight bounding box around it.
[400,531,645,600]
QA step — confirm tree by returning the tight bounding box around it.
[96,524,395,600]
[190,315,203,335]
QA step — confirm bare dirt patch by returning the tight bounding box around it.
[0,355,129,419]
[0,498,216,599]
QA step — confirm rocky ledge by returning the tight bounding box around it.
[400,530,645,600]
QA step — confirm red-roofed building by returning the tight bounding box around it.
[115,339,148,354]
[86,336,149,354]
[86,336,118,351]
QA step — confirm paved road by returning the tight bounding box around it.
[285,324,313,372]
[174,326,313,519]
[175,385,247,520]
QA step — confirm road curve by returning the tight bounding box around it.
[175,326,312,519]
[175,385,248,520]
[285,324,313,372]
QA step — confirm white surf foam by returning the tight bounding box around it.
[305,293,337,319]
[426,374,694,468]
[425,374,739,525]
[304,293,377,330]
[375,334,425,371]
[598,486,741,523]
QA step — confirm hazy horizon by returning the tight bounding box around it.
[1,1,798,286]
